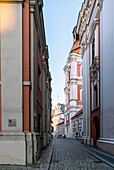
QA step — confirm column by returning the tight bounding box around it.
[0,0,26,165]
[23,0,30,132]
[0,6,1,132]
[95,19,99,58]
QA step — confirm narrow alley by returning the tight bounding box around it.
[0,0,114,169]
[0,138,113,169]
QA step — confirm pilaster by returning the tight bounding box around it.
[42,58,47,147]
[70,54,77,79]
[30,0,35,132]
[0,1,23,132]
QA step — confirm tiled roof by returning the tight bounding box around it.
[71,109,83,119]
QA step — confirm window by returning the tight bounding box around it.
[68,71,70,81]
[76,33,79,41]
[80,65,82,77]
[38,65,41,91]
[92,34,95,65]
[34,114,37,132]
[67,114,69,121]
[80,89,83,101]
[38,113,41,134]
[38,38,41,57]
[79,119,82,124]
[73,33,75,43]
[92,83,99,109]
[82,66,83,76]
[68,92,70,103]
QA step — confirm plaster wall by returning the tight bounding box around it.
[71,56,77,79]
[0,133,26,165]
[100,0,114,138]
[1,4,23,131]
[87,45,90,137]
[82,51,86,137]
[82,44,90,138]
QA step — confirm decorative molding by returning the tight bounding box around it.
[77,0,102,38]
[42,60,46,70]
[70,52,82,58]
[89,19,99,43]
[23,81,31,86]
[96,0,103,9]
[87,25,90,44]
[70,56,76,62]
[70,77,82,82]
[36,97,43,109]
[30,0,35,13]
[90,56,99,82]
[70,79,77,83]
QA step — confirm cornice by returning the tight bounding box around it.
[70,77,83,82]
[65,106,83,113]
[70,99,83,102]
[30,0,36,13]
[89,18,99,43]
[70,52,82,58]
[63,61,70,72]
[77,0,102,56]
[70,79,77,85]
[77,0,103,36]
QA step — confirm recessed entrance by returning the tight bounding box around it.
[92,116,100,145]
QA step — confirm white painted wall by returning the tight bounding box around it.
[1,4,23,131]
[100,0,114,138]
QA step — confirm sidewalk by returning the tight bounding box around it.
[0,138,113,169]
[0,139,54,170]
[69,138,114,168]
[37,139,54,170]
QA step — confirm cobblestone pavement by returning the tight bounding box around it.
[50,138,113,170]
[0,164,40,170]
[69,138,114,167]
[37,139,54,169]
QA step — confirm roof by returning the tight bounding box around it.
[71,109,83,119]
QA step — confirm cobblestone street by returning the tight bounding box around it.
[50,138,113,170]
[0,138,113,170]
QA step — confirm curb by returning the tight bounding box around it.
[70,140,114,168]
[38,140,54,170]
[44,140,54,170]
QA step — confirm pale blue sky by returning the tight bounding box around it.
[43,0,83,109]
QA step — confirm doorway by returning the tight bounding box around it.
[93,116,100,145]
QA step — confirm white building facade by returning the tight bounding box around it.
[71,109,83,138]
[64,27,83,138]
[56,121,65,137]
[77,0,114,155]
[51,103,65,137]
